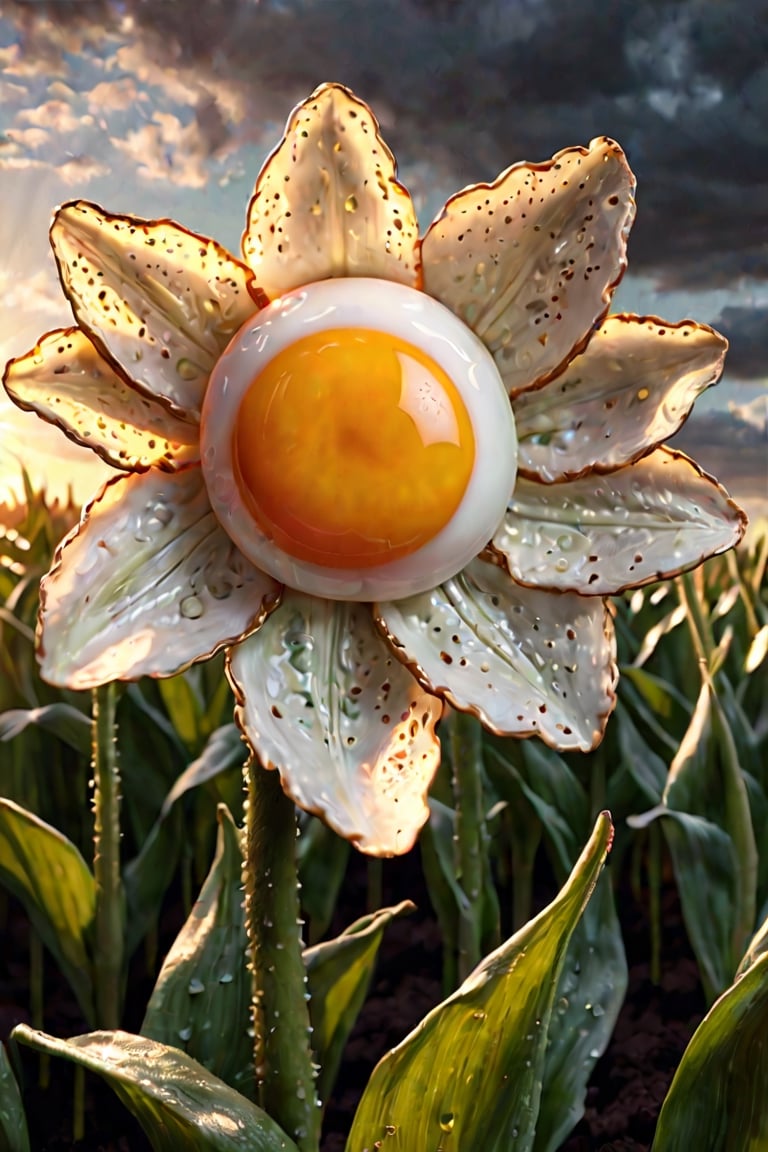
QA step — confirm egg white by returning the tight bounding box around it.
[200,277,517,601]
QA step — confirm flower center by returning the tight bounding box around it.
[233,327,475,569]
[201,277,517,602]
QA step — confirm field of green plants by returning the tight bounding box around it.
[1,487,767,1150]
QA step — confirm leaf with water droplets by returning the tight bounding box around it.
[376,556,617,753]
[304,900,415,1107]
[51,201,264,420]
[492,448,747,595]
[421,137,635,396]
[242,83,420,295]
[347,813,614,1151]
[39,467,280,689]
[485,737,627,1152]
[513,315,727,481]
[228,592,442,855]
[3,327,199,473]
[12,1026,298,1152]
[142,805,254,1096]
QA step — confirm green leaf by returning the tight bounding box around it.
[485,738,627,1151]
[12,1027,298,1152]
[123,725,246,959]
[653,952,768,1151]
[141,805,253,1095]
[0,1042,30,1152]
[304,900,414,1108]
[347,813,614,1152]
[630,673,758,1001]
[534,875,626,1152]
[160,725,245,818]
[0,799,95,1022]
[0,703,91,756]
[158,673,204,751]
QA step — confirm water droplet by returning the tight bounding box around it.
[439,1113,455,1133]
[178,1026,192,1041]
[344,194,358,213]
[556,996,569,1015]
[180,594,204,619]
[555,557,569,572]
[219,972,234,984]
[472,1011,486,1021]
[188,977,205,995]
[637,387,649,401]
[385,1124,397,1135]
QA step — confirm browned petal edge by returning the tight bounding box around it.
[225,629,444,857]
[422,136,637,399]
[2,325,187,476]
[241,81,424,290]
[35,463,283,686]
[515,313,729,484]
[49,200,269,422]
[489,446,750,596]
[373,591,619,753]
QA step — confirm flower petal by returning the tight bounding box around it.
[3,327,199,472]
[492,448,747,595]
[376,558,617,752]
[514,315,728,481]
[51,201,265,419]
[242,83,420,295]
[421,138,635,396]
[228,593,442,856]
[39,467,280,689]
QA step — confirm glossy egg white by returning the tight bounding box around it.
[200,277,517,601]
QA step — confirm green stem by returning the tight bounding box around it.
[451,710,485,981]
[91,683,124,1030]
[244,762,319,1151]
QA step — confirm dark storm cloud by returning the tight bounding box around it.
[713,306,768,380]
[5,0,768,291]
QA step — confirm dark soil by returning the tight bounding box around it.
[0,850,704,1150]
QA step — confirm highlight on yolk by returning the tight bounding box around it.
[233,328,476,569]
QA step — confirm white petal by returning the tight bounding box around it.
[514,315,727,481]
[228,593,442,856]
[4,327,199,472]
[242,83,420,295]
[493,448,748,594]
[51,201,264,419]
[377,558,617,752]
[39,468,280,689]
[421,138,635,396]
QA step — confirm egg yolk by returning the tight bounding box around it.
[233,327,475,569]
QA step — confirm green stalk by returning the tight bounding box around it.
[451,710,485,981]
[244,761,319,1151]
[91,683,124,1030]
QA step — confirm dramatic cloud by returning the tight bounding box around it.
[713,306,768,380]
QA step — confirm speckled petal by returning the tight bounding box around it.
[228,593,442,856]
[242,83,420,295]
[3,327,199,472]
[514,315,727,481]
[376,557,617,752]
[51,201,266,420]
[492,448,747,595]
[39,467,280,689]
[421,138,635,396]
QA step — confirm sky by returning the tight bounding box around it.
[1,0,766,510]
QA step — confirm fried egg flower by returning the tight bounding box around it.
[3,84,746,856]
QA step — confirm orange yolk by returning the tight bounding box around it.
[234,327,475,569]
